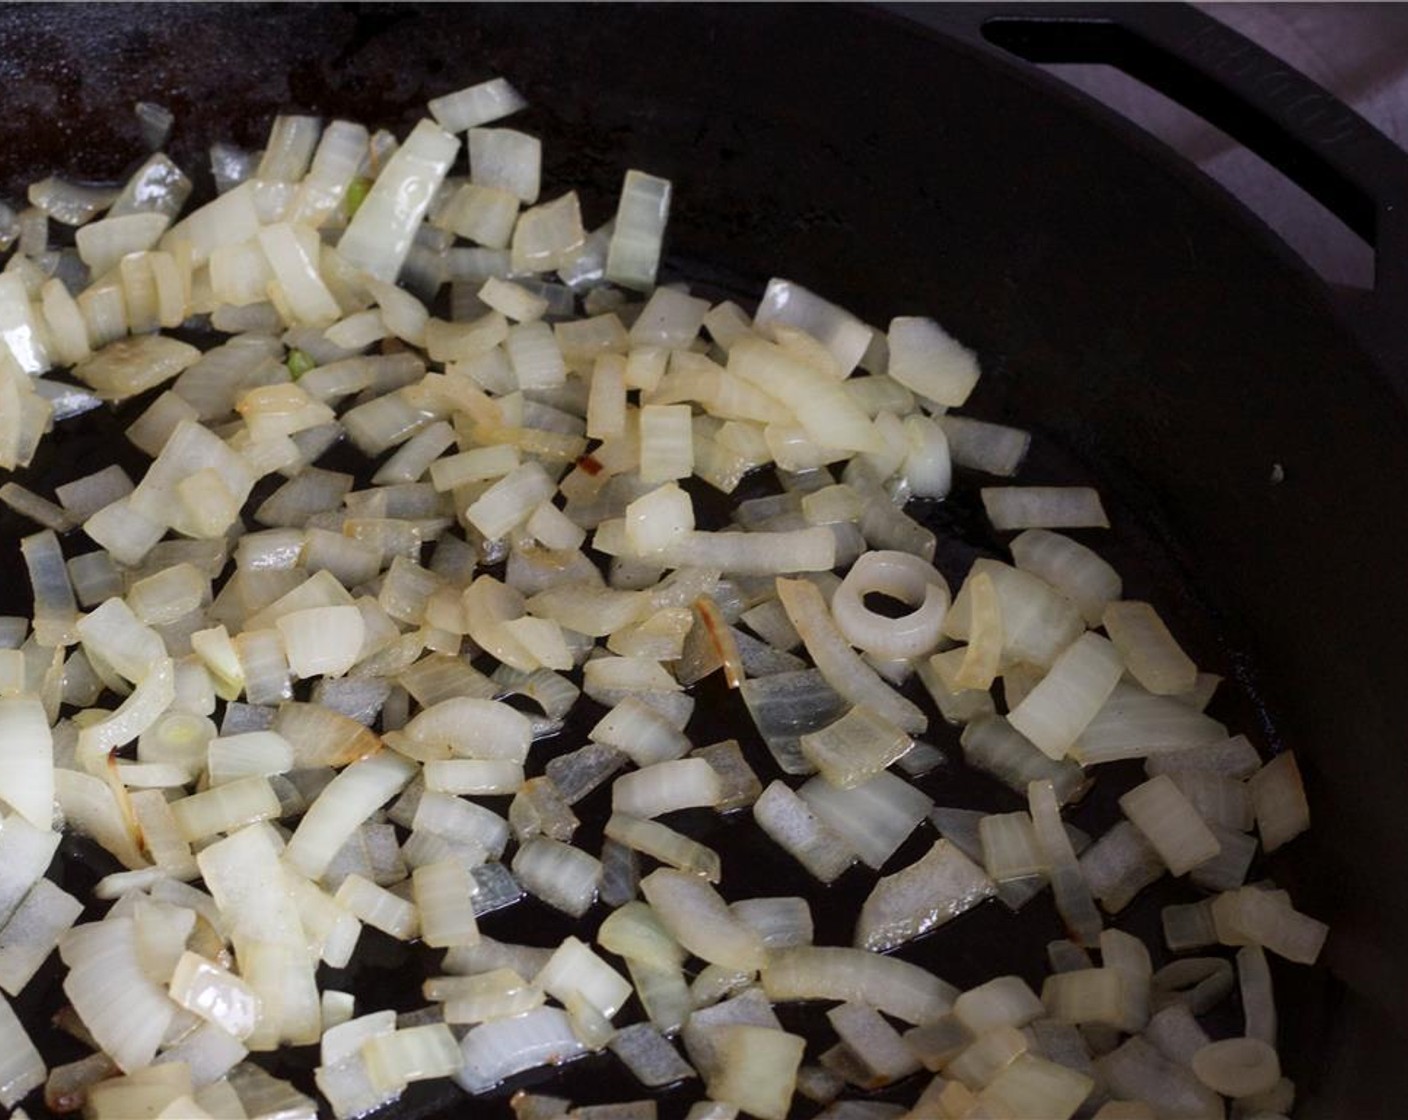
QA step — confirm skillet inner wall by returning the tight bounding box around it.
[3,3,1408,1116]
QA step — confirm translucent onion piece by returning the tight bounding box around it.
[612,758,722,818]
[854,839,995,952]
[1072,682,1228,765]
[979,812,1045,883]
[455,1007,586,1094]
[830,550,949,661]
[338,119,459,282]
[169,776,282,843]
[1102,601,1197,696]
[284,752,417,880]
[0,878,83,996]
[799,705,912,791]
[1145,735,1262,780]
[1029,779,1102,948]
[762,946,955,1025]
[623,526,837,576]
[776,577,925,734]
[639,869,765,972]
[1118,775,1221,877]
[885,317,979,407]
[21,530,78,649]
[1248,751,1310,853]
[511,837,600,917]
[729,336,881,455]
[407,859,480,950]
[0,812,61,928]
[1079,820,1164,914]
[800,770,931,870]
[429,77,528,133]
[0,697,54,830]
[469,127,541,204]
[755,280,873,378]
[937,414,1031,477]
[705,1025,805,1120]
[981,487,1109,531]
[535,936,632,1020]
[608,1022,697,1089]
[168,951,261,1039]
[1008,633,1124,761]
[604,814,720,882]
[604,170,671,291]
[59,918,175,1073]
[1210,887,1327,964]
[979,1053,1093,1120]
[1094,1038,1223,1120]
[959,715,1086,804]
[1190,1037,1280,1099]
[1144,1003,1211,1067]
[0,991,45,1108]
[751,780,857,884]
[1237,944,1277,1047]
[945,559,1084,669]
[362,1023,463,1093]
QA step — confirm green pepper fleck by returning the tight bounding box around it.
[345,176,373,217]
[286,348,316,380]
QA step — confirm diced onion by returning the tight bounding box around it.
[829,551,948,661]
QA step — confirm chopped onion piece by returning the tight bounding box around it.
[456,1007,586,1094]
[885,317,979,407]
[612,758,722,818]
[937,414,1030,477]
[1094,1038,1223,1120]
[60,918,174,1073]
[604,814,721,881]
[855,839,995,952]
[429,77,528,133]
[1238,944,1277,1047]
[751,780,857,883]
[1118,775,1220,877]
[362,1023,462,1093]
[0,697,54,830]
[604,171,671,291]
[705,1025,804,1120]
[1102,601,1197,696]
[777,577,925,734]
[945,559,1083,668]
[0,878,82,996]
[764,946,954,1025]
[800,770,931,870]
[1190,1037,1280,1099]
[1248,751,1310,853]
[1079,820,1164,913]
[284,752,417,880]
[754,280,872,378]
[979,1052,1092,1119]
[1008,633,1124,761]
[413,858,481,949]
[339,119,459,282]
[1072,682,1228,765]
[640,869,765,972]
[0,991,45,1108]
[1210,887,1327,964]
[1029,779,1102,948]
[830,550,948,661]
[512,837,600,918]
[168,951,261,1039]
[799,705,912,790]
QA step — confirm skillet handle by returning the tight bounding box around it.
[887,2,1408,373]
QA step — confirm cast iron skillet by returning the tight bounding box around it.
[1,4,1406,1118]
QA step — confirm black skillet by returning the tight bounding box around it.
[1,4,1407,1118]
